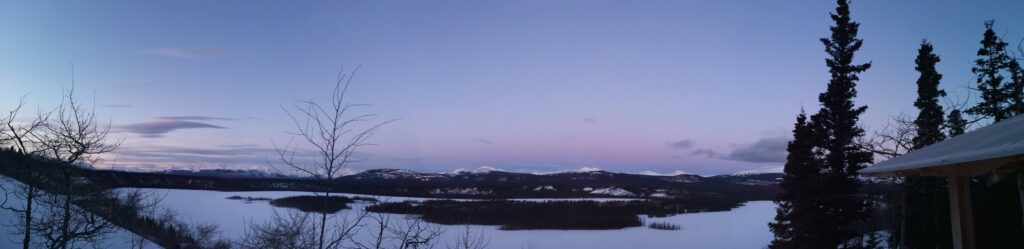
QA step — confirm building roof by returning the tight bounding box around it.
[861,114,1024,176]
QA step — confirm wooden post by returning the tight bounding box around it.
[948,175,975,249]
[1018,171,1024,231]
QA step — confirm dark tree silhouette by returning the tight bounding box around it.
[808,0,873,247]
[946,109,967,137]
[900,40,952,249]
[770,111,825,249]
[967,21,1018,122]
[911,41,946,149]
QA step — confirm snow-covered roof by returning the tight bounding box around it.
[861,114,1024,176]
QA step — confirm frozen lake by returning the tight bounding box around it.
[0,185,777,248]
[153,189,777,249]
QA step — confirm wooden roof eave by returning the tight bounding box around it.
[862,154,1024,177]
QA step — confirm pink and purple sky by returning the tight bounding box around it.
[2,0,1022,175]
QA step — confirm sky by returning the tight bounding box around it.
[1,0,1023,175]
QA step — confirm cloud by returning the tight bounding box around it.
[155,116,236,121]
[667,139,694,150]
[691,148,717,158]
[472,138,495,145]
[110,144,292,171]
[145,47,223,59]
[118,116,230,138]
[724,136,789,163]
[583,117,597,123]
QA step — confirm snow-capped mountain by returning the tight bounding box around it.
[730,167,784,176]
[348,168,448,181]
[450,166,503,175]
[637,170,689,176]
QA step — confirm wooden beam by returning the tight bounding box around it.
[948,176,976,249]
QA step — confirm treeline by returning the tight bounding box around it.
[268,195,355,214]
[365,195,743,230]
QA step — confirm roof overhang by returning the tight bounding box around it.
[861,114,1024,177]
[862,154,1024,177]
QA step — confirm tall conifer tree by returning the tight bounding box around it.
[770,111,825,249]
[967,21,1015,121]
[903,40,952,249]
[911,41,946,149]
[809,0,872,246]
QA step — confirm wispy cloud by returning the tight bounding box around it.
[583,117,597,123]
[724,136,789,163]
[667,139,694,150]
[156,116,236,121]
[110,144,290,171]
[118,116,230,138]
[473,138,495,145]
[691,148,717,158]
[145,47,223,59]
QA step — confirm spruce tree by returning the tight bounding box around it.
[903,40,952,249]
[1008,59,1024,114]
[809,0,873,246]
[911,40,946,149]
[967,21,1015,122]
[946,109,966,137]
[770,111,825,249]
[962,22,1024,249]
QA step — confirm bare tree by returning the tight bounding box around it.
[387,217,443,249]
[32,191,116,249]
[0,95,51,249]
[35,82,121,166]
[239,206,370,249]
[324,207,371,249]
[446,226,489,249]
[238,210,319,249]
[861,113,916,160]
[30,81,121,249]
[273,67,393,249]
[120,189,165,249]
[351,210,392,249]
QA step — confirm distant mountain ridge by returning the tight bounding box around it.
[159,169,293,179]
[159,166,773,180]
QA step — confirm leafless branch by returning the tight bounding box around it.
[35,80,122,167]
[861,113,916,160]
[446,226,490,249]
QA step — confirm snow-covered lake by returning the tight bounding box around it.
[153,189,777,249]
[0,185,777,248]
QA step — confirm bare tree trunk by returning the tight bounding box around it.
[59,170,72,249]
[318,192,328,249]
